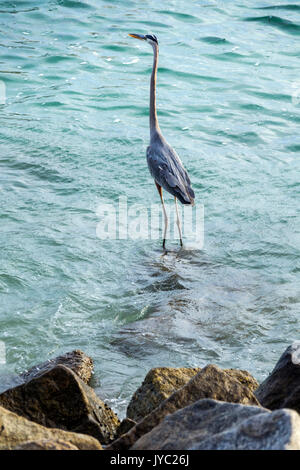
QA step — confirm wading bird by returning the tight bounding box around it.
[129,33,195,249]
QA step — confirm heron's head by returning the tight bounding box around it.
[128,33,158,47]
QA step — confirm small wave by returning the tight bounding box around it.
[55,0,94,9]
[159,67,218,82]
[217,130,264,145]
[257,4,300,12]
[139,20,171,29]
[198,36,231,45]
[44,54,76,64]
[0,273,27,290]
[244,89,291,103]
[2,159,74,184]
[286,144,300,152]
[205,51,246,62]
[157,10,200,23]
[239,103,266,112]
[243,15,300,35]
[102,44,128,52]
[0,7,38,14]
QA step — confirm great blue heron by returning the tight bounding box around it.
[129,33,195,249]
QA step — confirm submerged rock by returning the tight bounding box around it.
[0,364,119,444]
[20,349,94,385]
[255,342,300,413]
[107,364,260,450]
[127,366,259,422]
[0,405,102,450]
[132,399,300,450]
[14,439,79,450]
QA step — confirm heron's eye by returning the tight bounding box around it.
[146,34,158,43]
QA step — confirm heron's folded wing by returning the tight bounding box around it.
[147,146,194,202]
[161,158,195,202]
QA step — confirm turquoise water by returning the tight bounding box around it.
[0,0,299,416]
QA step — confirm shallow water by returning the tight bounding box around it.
[0,0,299,417]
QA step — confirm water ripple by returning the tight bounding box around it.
[0,0,299,418]
[244,15,300,35]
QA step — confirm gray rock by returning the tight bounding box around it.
[132,399,300,450]
[20,349,94,385]
[127,366,258,423]
[0,364,119,444]
[0,405,102,450]
[14,439,79,450]
[107,364,260,450]
[116,418,137,439]
[127,367,200,422]
[255,342,300,413]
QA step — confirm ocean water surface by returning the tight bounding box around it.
[0,0,299,416]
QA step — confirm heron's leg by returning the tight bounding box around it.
[175,197,183,247]
[155,182,168,249]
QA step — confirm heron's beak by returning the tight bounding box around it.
[128,33,146,41]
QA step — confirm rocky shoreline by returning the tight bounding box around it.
[0,343,300,450]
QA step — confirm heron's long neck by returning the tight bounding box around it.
[150,44,160,140]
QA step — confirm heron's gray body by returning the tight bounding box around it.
[129,32,195,247]
[147,132,194,205]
